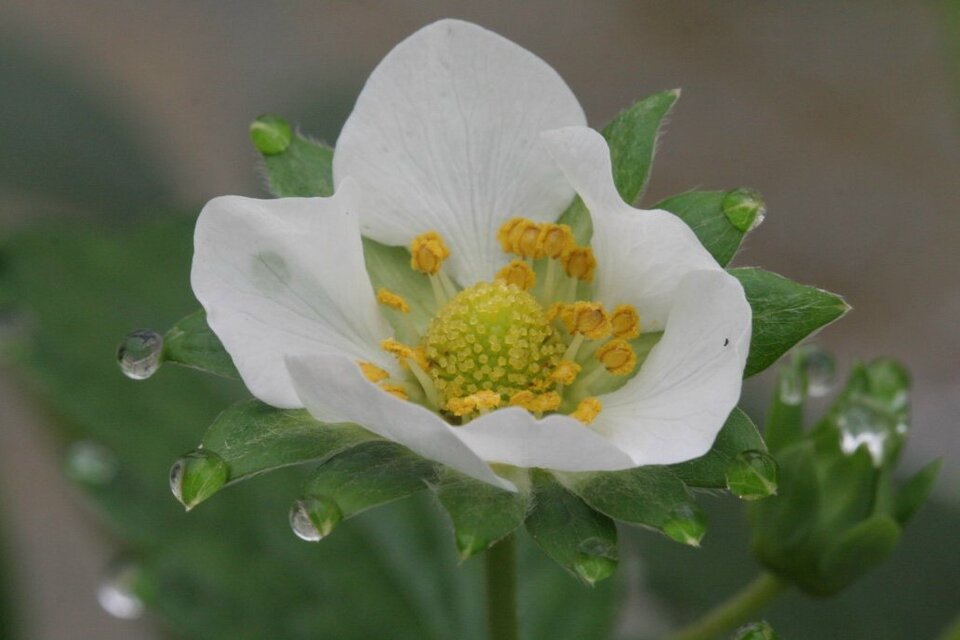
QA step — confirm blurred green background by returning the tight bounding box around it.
[0,2,957,638]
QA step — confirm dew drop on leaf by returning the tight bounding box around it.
[116,329,163,380]
[97,561,145,620]
[289,496,342,542]
[799,345,836,397]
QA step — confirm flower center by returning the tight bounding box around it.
[422,280,563,409]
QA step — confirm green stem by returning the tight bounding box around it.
[669,572,787,640]
[485,535,519,640]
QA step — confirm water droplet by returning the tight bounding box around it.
[64,440,118,486]
[249,115,293,155]
[289,496,342,542]
[169,449,229,510]
[733,621,779,640]
[798,345,836,397]
[722,188,766,232]
[837,403,894,466]
[98,562,145,620]
[117,329,163,380]
[662,503,708,547]
[778,365,804,405]
[455,532,487,561]
[726,450,779,500]
[574,536,618,584]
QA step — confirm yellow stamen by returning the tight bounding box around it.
[376,288,410,313]
[496,259,536,291]
[509,390,561,414]
[410,231,450,275]
[550,360,581,385]
[561,246,597,282]
[571,397,602,424]
[497,218,525,253]
[537,224,574,259]
[499,218,543,258]
[381,338,428,370]
[610,304,641,339]
[358,361,390,383]
[596,339,637,375]
[559,302,611,340]
[447,390,502,417]
[545,302,565,323]
[381,383,409,400]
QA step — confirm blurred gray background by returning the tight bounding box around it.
[0,1,957,637]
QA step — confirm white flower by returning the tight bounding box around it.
[191,19,751,491]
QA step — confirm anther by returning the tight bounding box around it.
[550,360,581,385]
[596,339,637,375]
[509,390,561,414]
[571,397,602,424]
[610,304,641,339]
[561,246,597,282]
[496,259,536,291]
[537,224,574,259]
[381,339,428,370]
[560,302,611,340]
[358,361,390,383]
[380,383,409,401]
[447,390,502,418]
[376,288,410,313]
[410,231,450,275]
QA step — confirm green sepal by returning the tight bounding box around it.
[433,467,531,561]
[730,267,850,377]
[556,465,704,546]
[525,471,618,585]
[302,441,438,519]
[818,515,901,595]
[198,399,376,486]
[655,189,754,266]
[731,621,780,640]
[892,458,942,525]
[251,115,334,197]
[162,309,238,379]
[670,407,766,489]
[557,89,680,243]
[169,449,229,511]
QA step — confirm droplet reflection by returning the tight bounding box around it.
[117,329,163,380]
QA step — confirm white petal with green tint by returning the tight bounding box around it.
[191,179,392,408]
[334,19,585,285]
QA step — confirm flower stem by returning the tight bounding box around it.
[669,572,787,640]
[485,535,519,640]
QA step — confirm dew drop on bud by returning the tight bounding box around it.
[778,366,804,406]
[726,450,779,500]
[64,440,118,486]
[97,561,145,620]
[798,345,836,397]
[662,503,707,547]
[574,536,618,585]
[169,449,229,510]
[722,188,766,233]
[250,115,293,155]
[733,621,780,640]
[289,496,342,542]
[116,329,163,380]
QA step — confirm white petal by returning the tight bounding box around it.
[334,19,586,285]
[456,408,635,471]
[286,354,515,491]
[595,269,752,465]
[191,180,392,408]
[541,126,720,330]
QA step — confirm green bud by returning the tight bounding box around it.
[250,115,293,155]
[726,450,779,500]
[289,495,342,542]
[663,503,708,547]
[169,449,229,510]
[732,621,779,640]
[722,188,766,232]
[574,537,618,585]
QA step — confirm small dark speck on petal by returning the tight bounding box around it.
[723,338,729,346]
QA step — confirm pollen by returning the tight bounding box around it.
[498,218,542,258]
[561,246,597,282]
[381,383,409,401]
[571,397,602,424]
[560,302,611,340]
[381,338,428,370]
[596,339,637,375]
[446,390,502,417]
[509,390,562,413]
[410,231,450,274]
[537,224,574,259]
[610,304,641,339]
[358,360,390,383]
[421,280,563,408]
[550,360,581,385]
[496,259,536,291]
[377,288,410,313]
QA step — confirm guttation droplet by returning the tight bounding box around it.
[117,329,163,380]
[64,440,118,486]
[289,496,342,542]
[778,365,804,406]
[799,345,836,397]
[98,562,145,620]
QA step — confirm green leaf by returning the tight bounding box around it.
[819,515,901,594]
[670,407,766,488]
[252,115,334,197]
[525,471,618,585]
[434,468,531,560]
[557,89,680,243]
[730,268,850,377]
[893,458,942,525]
[200,399,376,484]
[655,189,756,266]
[556,466,704,546]
[162,309,238,379]
[302,441,438,519]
